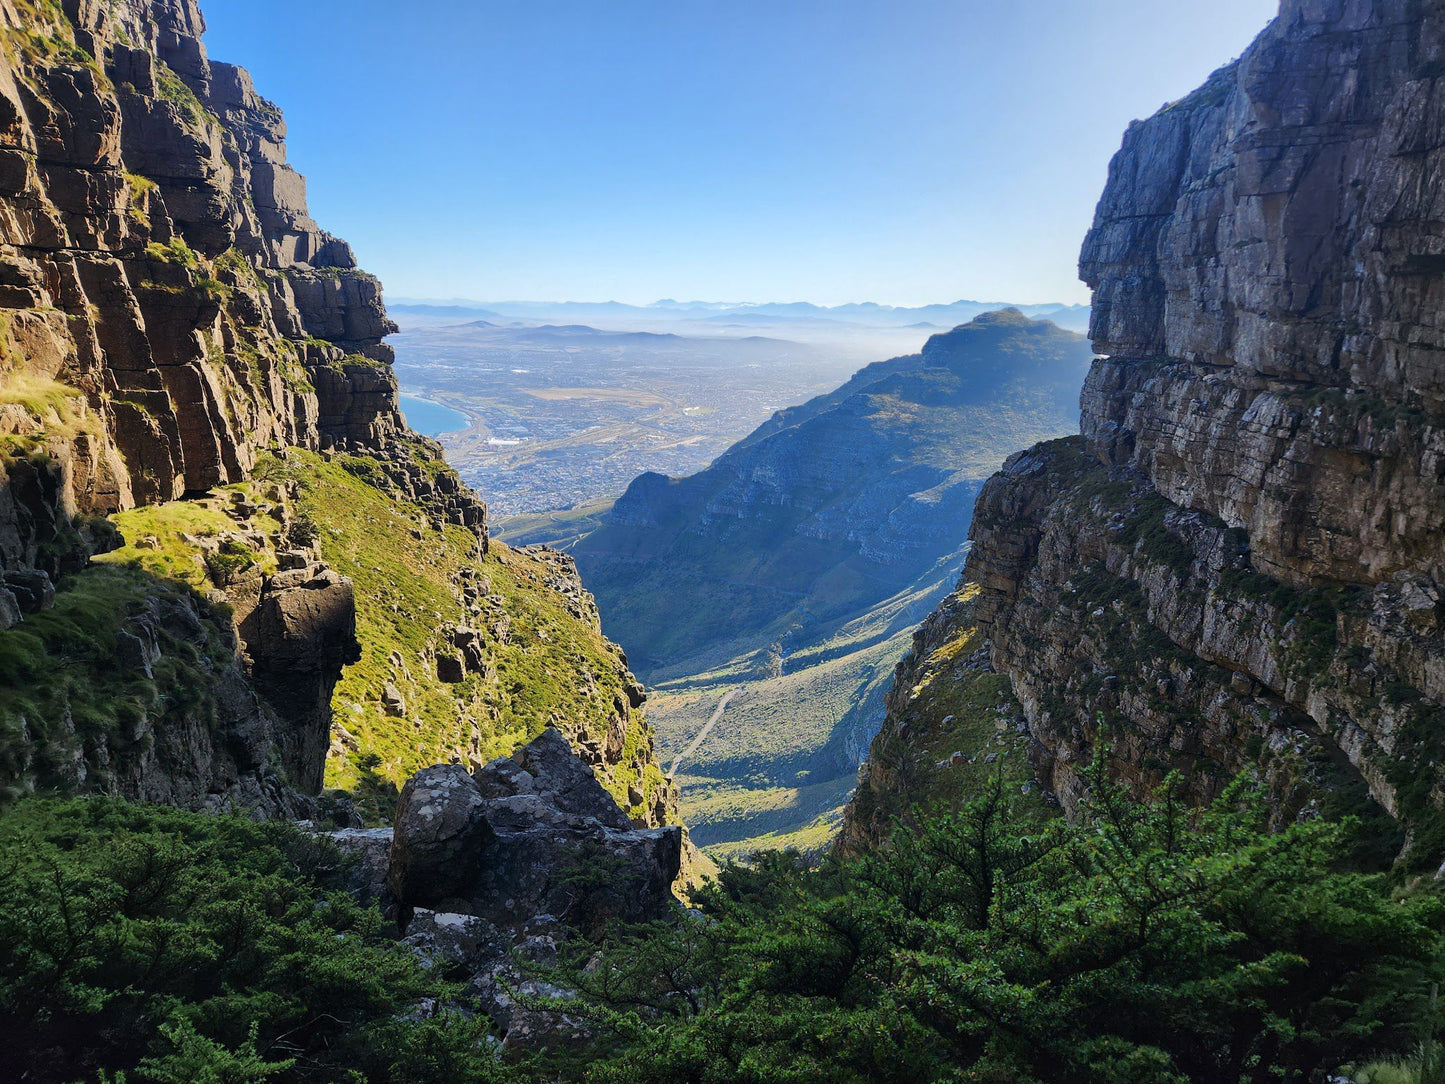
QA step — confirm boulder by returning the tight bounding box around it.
[390,764,494,907]
[390,730,680,933]
[3,569,55,613]
[331,826,398,910]
[387,729,684,1048]
[381,682,406,717]
[0,588,21,631]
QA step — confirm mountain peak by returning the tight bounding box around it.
[965,306,1030,325]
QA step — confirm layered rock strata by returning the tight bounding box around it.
[854,0,1445,867]
[0,0,486,589]
[0,0,673,825]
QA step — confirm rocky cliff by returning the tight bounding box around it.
[0,0,674,826]
[848,0,1445,868]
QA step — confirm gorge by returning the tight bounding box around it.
[511,308,1094,855]
[0,0,1442,1080]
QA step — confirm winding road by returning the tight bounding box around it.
[668,689,737,778]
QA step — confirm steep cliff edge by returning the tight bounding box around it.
[0,0,674,825]
[847,0,1444,867]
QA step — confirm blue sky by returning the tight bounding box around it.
[200,0,1278,307]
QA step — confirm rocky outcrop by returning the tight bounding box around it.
[3,576,321,816]
[243,563,360,792]
[0,0,486,581]
[854,0,1445,868]
[385,730,683,1050]
[390,729,682,929]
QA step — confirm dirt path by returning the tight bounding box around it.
[669,689,737,778]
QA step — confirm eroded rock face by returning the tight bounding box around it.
[0,0,487,584]
[853,0,1445,867]
[9,584,321,816]
[0,0,489,810]
[388,729,683,1050]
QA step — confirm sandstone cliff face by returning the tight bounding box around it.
[853,0,1445,867]
[0,0,671,825]
[0,0,484,548]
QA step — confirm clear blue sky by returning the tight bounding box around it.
[200,0,1277,307]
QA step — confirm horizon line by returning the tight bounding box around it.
[387,296,1093,310]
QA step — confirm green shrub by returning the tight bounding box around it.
[0,797,511,1083]
[553,754,1443,1084]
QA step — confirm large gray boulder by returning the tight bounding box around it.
[387,728,683,1052]
[389,728,681,936]
[389,764,494,907]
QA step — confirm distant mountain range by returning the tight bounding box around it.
[401,320,799,354]
[390,297,1092,335]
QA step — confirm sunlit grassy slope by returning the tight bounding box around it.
[641,550,960,858]
[85,450,667,822]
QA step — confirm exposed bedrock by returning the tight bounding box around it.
[384,729,683,1050]
[0,0,486,578]
[855,0,1445,867]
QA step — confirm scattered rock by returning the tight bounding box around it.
[381,683,406,717]
[0,589,21,631]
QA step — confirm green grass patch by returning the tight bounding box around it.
[0,565,237,797]
[253,450,661,820]
[97,494,280,591]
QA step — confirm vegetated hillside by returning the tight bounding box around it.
[0,0,674,825]
[846,0,1445,871]
[575,309,1089,671]
[524,310,1092,855]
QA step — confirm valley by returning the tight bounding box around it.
[2,0,1440,1079]
[482,309,1094,857]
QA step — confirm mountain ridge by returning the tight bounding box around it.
[511,309,1092,854]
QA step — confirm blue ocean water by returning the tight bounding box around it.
[398,393,469,436]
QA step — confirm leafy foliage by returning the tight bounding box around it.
[554,756,1442,1083]
[0,798,507,1084]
